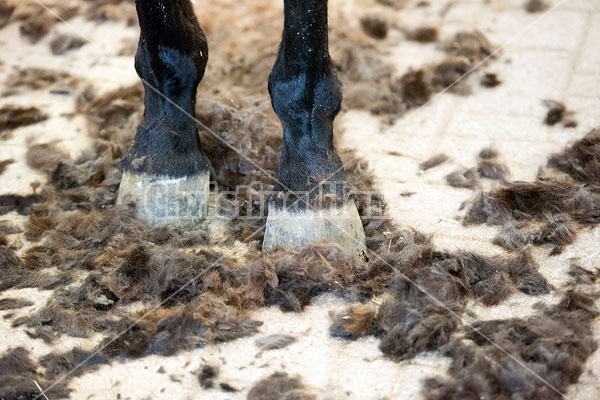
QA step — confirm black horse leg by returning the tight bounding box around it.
[117,0,210,227]
[264,0,367,261]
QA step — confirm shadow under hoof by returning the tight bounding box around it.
[116,171,210,228]
[263,201,368,265]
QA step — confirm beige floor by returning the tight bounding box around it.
[0,0,599,399]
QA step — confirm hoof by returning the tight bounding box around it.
[116,171,210,228]
[263,201,368,264]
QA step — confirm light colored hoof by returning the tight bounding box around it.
[116,171,210,228]
[263,201,368,264]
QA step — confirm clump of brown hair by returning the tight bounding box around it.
[330,247,552,357]
[247,372,315,400]
[392,30,498,118]
[0,105,47,134]
[446,148,509,189]
[5,68,77,93]
[543,100,577,128]
[424,290,598,400]
[360,15,388,40]
[525,0,549,13]
[0,347,71,399]
[462,131,600,253]
[480,72,502,88]
[548,128,600,183]
[50,34,87,55]
[406,27,438,43]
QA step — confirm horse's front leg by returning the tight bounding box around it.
[264,0,367,262]
[117,0,210,227]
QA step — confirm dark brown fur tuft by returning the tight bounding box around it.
[0,105,47,133]
[247,372,315,400]
[0,298,34,310]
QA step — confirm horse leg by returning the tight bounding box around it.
[117,0,210,227]
[264,0,367,262]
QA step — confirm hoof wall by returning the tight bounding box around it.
[116,171,209,228]
[263,202,368,264]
